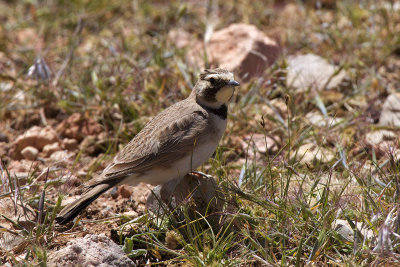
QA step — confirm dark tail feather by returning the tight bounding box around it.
[56,184,113,225]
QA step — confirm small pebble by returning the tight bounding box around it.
[0,133,8,142]
[21,146,38,161]
[63,138,78,150]
[118,185,133,198]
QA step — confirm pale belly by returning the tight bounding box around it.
[126,139,219,185]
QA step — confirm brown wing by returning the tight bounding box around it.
[88,102,209,187]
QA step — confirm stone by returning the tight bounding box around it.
[172,23,279,80]
[365,130,398,156]
[47,234,135,267]
[241,133,280,157]
[365,130,397,147]
[43,142,61,157]
[206,23,279,79]
[334,219,374,242]
[49,150,74,162]
[121,210,138,219]
[0,132,8,142]
[131,184,152,205]
[118,185,133,198]
[3,160,29,174]
[62,138,79,150]
[79,135,103,156]
[286,53,347,91]
[305,111,342,127]
[56,113,102,141]
[379,93,400,127]
[296,143,335,164]
[147,172,224,221]
[20,146,38,160]
[11,126,59,158]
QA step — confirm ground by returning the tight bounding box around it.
[1,0,400,266]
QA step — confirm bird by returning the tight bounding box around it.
[56,68,240,225]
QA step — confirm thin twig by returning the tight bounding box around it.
[39,107,48,126]
[52,18,83,87]
[38,168,49,225]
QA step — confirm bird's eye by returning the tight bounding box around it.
[209,78,216,84]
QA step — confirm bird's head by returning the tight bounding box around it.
[192,68,240,109]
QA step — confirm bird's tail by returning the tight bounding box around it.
[56,183,114,225]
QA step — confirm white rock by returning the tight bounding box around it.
[365,130,398,155]
[365,130,397,147]
[287,53,347,91]
[379,93,400,127]
[305,111,342,127]
[43,142,61,157]
[297,143,335,164]
[48,234,135,267]
[20,146,38,160]
[121,210,138,219]
[49,150,74,162]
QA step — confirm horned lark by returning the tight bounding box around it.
[56,68,240,225]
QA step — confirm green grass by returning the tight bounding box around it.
[1,0,400,266]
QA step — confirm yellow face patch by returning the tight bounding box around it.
[215,86,234,104]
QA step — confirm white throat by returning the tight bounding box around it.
[197,86,234,109]
[215,86,234,104]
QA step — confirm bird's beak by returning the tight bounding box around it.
[228,80,240,87]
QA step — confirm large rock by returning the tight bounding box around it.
[379,93,400,127]
[11,126,59,158]
[171,23,279,80]
[56,113,102,142]
[206,23,279,79]
[48,234,135,267]
[147,172,224,221]
[286,53,347,91]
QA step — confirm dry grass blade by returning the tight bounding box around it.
[37,168,49,225]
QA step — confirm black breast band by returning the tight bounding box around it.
[200,103,227,120]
